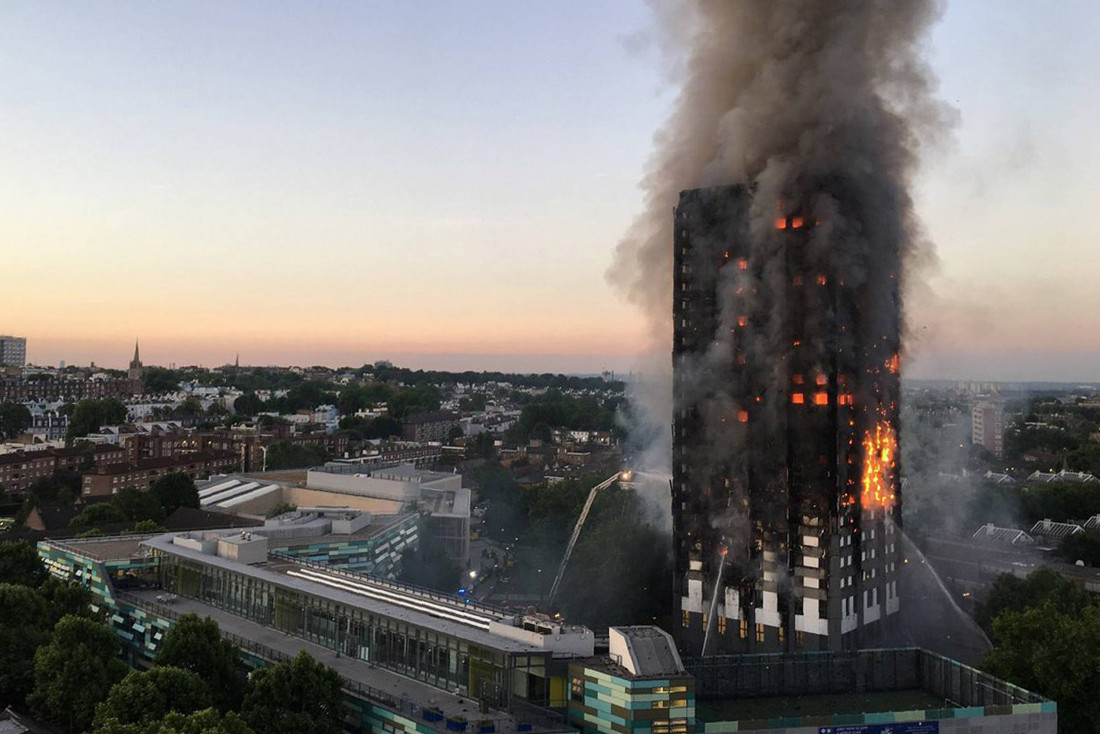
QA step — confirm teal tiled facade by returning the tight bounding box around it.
[38,540,173,663]
[568,663,695,734]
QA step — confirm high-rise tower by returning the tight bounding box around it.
[672,185,901,655]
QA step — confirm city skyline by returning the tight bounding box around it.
[5,1,1100,380]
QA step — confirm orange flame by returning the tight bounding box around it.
[861,423,897,509]
[887,353,900,374]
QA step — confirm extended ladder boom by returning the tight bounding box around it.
[546,471,629,607]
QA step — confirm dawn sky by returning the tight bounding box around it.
[4,1,1099,379]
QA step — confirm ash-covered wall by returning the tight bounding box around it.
[672,184,901,655]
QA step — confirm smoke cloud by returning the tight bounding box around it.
[611,0,953,492]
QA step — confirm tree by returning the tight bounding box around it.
[233,393,264,417]
[68,398,128,440]
[974,567,1091,634]
[92,667,210,733]
[367,415,402,439]
[336,386,367,416]
[24,469,82,509]
[113,485,166,523]
[0,402,32,440]
[151,472,200,514]
[387,384,443,419]
[70,502,129,529]
[0,583,51,707]
[29,615,128,732]
[1060,532,1100,567]
[152,709,253,734]
[555,486,673,629]
[0,540,47,587]
[459,393,488,412]
[471,431,496,460]
[155,614,247,712]
[143,367,182,395]
[131,519,167,533]
[38,577,94,625]
[983,601,1100,733]
[265,502,297,519]
[241,651,345,734]
[1067,444,1100,476]
[264,441,330,470]
[175,397,205,418]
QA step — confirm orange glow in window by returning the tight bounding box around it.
[816,274,828,286]
[737,258,748,270]
[738,410,749,423]
[792,374,804,385]
[815,374,828,386]
[775,218,787,230]
[737,316,748,327]
[791,393,805,405]
[814,392,828,406]
[791,217,805,229]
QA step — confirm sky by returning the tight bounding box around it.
[3,1,1099,379]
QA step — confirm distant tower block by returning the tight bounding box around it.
[671,186,901,655]
[0,335,27,368]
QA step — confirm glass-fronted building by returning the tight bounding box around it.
[43,524,595,713]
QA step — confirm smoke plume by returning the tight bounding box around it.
[611,0,953,486]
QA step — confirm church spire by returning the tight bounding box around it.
[128,339,144,395]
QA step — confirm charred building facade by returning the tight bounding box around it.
[672,185,901,655]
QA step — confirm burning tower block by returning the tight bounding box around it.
[672,185,901,655]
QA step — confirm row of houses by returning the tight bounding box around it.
[983,469,1100,485]
[971,515,1100,547]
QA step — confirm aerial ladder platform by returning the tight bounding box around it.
[546,470,631,607]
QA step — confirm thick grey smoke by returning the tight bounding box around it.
[611,0,953,490]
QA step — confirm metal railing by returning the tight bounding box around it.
[684,647,1049,708]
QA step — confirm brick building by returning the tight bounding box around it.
[401,411,459,443]
[81,451,239,497]
[0,445,127,496]
[115,427,346,472]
